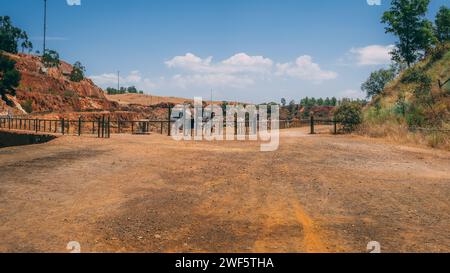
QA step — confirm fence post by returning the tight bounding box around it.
[310,116,315,135]
[97,118,101,138]
[78,117,82,136]
[167,107,172,136]
[61,118,65,135]
[131,121,134,135]
[8,118,11,130]
[117,119,121,134]
[334,119,337,135]
[101,115,105,138]
[107,116,111,138]
[35,119,38,133]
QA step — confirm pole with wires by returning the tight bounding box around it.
[43,0,47,55]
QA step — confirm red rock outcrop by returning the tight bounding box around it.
[3,53,117,114]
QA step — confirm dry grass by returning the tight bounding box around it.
[359,122,450,151]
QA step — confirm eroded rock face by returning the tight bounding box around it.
[3,53,118,113]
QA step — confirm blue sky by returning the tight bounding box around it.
[2,0,448,103]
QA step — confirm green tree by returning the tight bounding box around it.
[381,0,435,67]
[331,97,337,106]
[0,53,21,102]
[127,86,138,93]
[361,67,396,98]
[280,98,286,107]
[317,98,324,106]
[334,101,363,132]
[434,6,450,43]
[42,49,60,68]
[69,61,86,82]
[0,16,33,54]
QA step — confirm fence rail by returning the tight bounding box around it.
[0,115,343,138]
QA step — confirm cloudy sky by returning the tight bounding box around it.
[2,0,448,103]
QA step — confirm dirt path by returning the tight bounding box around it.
[0,128,449,253]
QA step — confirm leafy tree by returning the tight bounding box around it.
[0,16,33,54]
[288,100,297,119]
[0,53,21,102]
[331,97,337,106]
[127,86,138,93]
[334,101,363,132]
[42,49,60,68]
[434,6,450,43]
[381,0,435,67]
[280,98,286,107]
[361,67,396,98]
[317,98,324,106]
[69,61,86,82]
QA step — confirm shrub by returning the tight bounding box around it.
[63,90,77,98]
[70,61,85,82]
[0,53,20,102]
[401,67,428,84]
[405,105,425,127]
[42,49,60,68]
[334,102,363,132]
[20,99,33,113]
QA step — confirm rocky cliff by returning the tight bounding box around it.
[1,53,117,115]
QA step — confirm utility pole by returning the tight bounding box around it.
[43,0,47,55]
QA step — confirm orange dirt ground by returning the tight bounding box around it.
[0,127,449,253]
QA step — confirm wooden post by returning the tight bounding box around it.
[61,118,65,135]
[8,118,11,129]
[167,107,172,136]
[310,116,315,135]
[97,118,101,138]
[92,120,95,135]
[107,116,111,138]
[161,121,164,134]
[55,120,57,133]
[117,119,121,134]
[131,121,134,135]
[35,119,38,133]
[67,120,70,135]
[101,116,105,138]
[78,117,82,136]
[334,119,337,135]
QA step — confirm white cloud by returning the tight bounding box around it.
[275,55,338,81]
[165,53,335,88]
[350,45,394,66]
[165,53,273,88]
[90,70,156,92]
[171,74,254,89]
[165,53,213,73]
[340,89,365,99]
[165,52,273,74]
